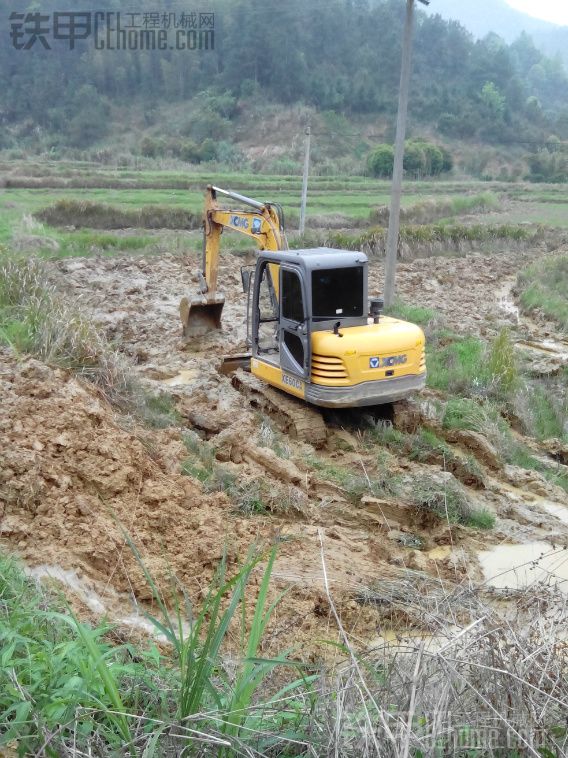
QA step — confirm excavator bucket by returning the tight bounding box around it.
[180,293,225,339]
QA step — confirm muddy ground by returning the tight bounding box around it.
[1,243,568,656]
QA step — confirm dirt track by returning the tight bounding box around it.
[1,245,568,655]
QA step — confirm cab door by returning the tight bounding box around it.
[279,266,310,380]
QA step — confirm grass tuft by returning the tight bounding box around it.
[0,256,132,404]
[410,474,492,527]
[384,299,437,327]
[517,254,568,333]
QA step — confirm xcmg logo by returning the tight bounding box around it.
[230,215,249,229]
[369,354,407,369]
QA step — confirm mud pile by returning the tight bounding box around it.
[0,351,245,602]
[0,351,398,652]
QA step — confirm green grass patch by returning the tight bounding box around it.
[0,256,132,404]
[57,230,153,257]
[440,394,568,493]
[517,254,568,332]
[371,192,499,226]
[308,453,401,501]
[384,299,437,326]
[0,547,312,754]
[367,422,485,489]
[427,334,491,395]
[515,382,567,442]
[465,508,496,530]
[442,397,487,431]
[410,474,493,528]
[507,440,568,494]
[139,390,181,428]
[182,431,268,514]
[0,554,168,752]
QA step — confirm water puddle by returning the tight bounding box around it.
[478,541,568,591]
[218,353,251,375]
[162,369,199,386]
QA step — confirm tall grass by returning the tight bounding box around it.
[291,223,539,259]
[517,253,568,333]
[2,542,567,754]
[0,555,163,752]
[0,547,312,755]
[37,199,201,230]
[370,191,499,225]
[0,256,131,403]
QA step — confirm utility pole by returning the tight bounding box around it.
[384,0,426,306]
[299,123,311,235]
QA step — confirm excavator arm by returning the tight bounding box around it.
[180,185,286,338]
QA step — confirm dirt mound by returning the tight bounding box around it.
[0,351,403,654]
[0,351,245,603]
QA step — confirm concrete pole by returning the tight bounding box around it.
[299,124,311,235]
[384,0,416,307]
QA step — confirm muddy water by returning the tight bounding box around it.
[497,277,568,370]
[478,541,568,591]
[26,564,174,640]
[163,369,199,386]
[27,565,107,614]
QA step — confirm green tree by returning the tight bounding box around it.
[403,142,426,174]
[367,144,394,177]
[480,81,506,121]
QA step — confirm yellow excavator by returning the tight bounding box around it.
[180,185,426,411]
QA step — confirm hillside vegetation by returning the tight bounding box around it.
[2,0,568,173]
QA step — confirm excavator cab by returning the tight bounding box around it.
[249,248,426,408]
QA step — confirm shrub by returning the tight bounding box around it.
[367,144,394,177]
[140,136,160,157]
[367,140,452,178]
[403,142,426,174]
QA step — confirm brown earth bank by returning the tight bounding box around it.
[0,350,421,656]
[2,244,568,658]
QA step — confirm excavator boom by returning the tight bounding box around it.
[180,185,285,339]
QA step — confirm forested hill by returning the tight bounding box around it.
[424,0,568,70]
[1,0,568,151]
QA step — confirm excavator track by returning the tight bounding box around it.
[231,369,328,449]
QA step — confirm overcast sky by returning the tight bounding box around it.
[506,0,568,25]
